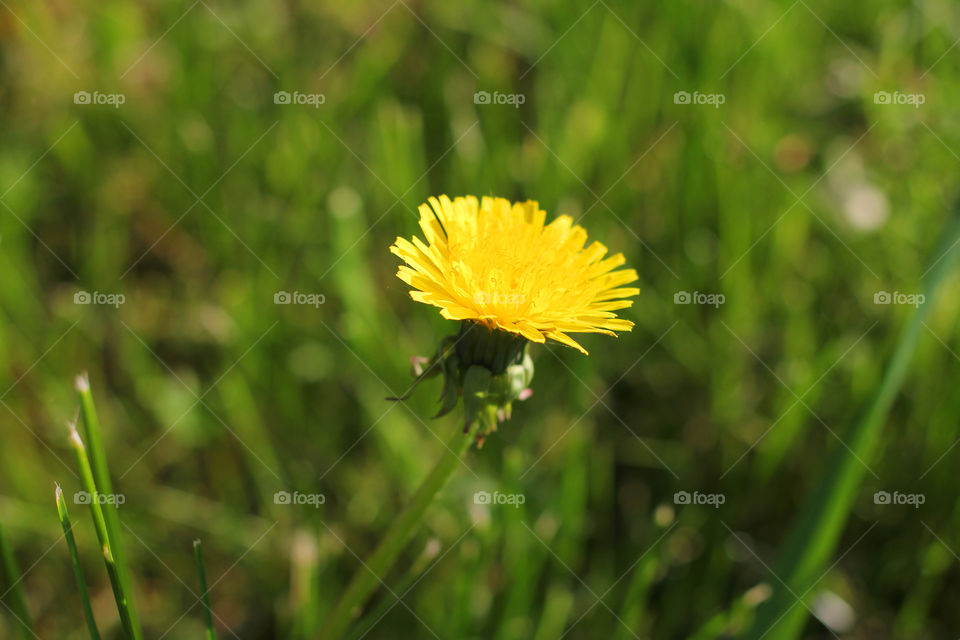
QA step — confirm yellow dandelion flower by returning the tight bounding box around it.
[390,195,640,355]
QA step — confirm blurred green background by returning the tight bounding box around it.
[2,0,960,637]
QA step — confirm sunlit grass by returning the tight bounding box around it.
[0,0,959,637]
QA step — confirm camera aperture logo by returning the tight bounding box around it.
[73,90,126,108]
[874,291,924,308]
[474,490,525,508]
[473,91,525,108]
[674,490,725,508]
[674,290,725,308]
[873,490,924,508]
[74,290,125,308]
[873,91,925,108]
[274,90,326,108]
[74,491,125,507]
[274,291,326,308]
[673,91,725,108]
[274,490,326,508]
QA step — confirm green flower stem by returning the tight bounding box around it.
[318,425,477,640]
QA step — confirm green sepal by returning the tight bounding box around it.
[461,364,493,427]
[433,353,462,418]
[394,323,536,447]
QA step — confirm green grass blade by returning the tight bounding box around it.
[319,425,478,640]
[531,584,575,640]
[0,518,33,640]
[68,422,140,640]
[744,212,960,639]
[75,375,115,507]
[193,539,217,640]
[55,484,102,640]
[291,531,321,640]
[343,538,441,640]
[688,584,771,640]
[75,374,142,639]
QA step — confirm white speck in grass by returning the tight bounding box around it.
[75,372,90,393]
[422,538,441,562]
[292,531,318,566]
[843,183,889,231]
[826,58,865,99]
[744,583,773,607]
[468,501,490,529]
[328,186,362,219]
[67,421,84,449]
[653,503,675,527]
[534,513,559,539]
[813,590,855,633]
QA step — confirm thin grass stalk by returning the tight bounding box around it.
[193,540,217,640]
[68,423,139,640]
[343,538,442,640]
[55,485,102,640]
[744,211,960,639]
[75,374,142,638]
[318,425,478,640]
[613,545,658,640]
[0,519,32,640]
[687,584,771,640]
[531,584,575,640]
[290,531,321,640]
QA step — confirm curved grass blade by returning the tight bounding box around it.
[344,538,442,640]
[55,485,102,640]
[318,423,479,640]
[688,584,771,640]
[0,519,32,640]
[75,374,142,639]
[68,422,139,640]
[744,211,960,639]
